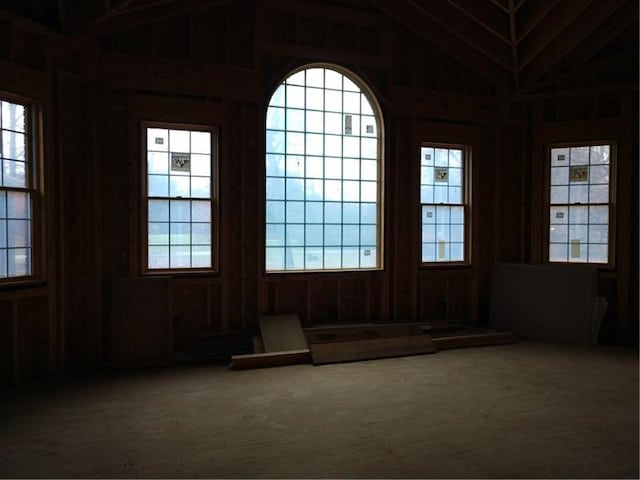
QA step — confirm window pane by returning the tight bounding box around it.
[148,152,169,174]
[170,200,190,222]
[286,109,305,132]
[286,224,304,246]
[7,220,29,247]
[2,131,26,161]
[149,200,169,222]
[170,245,190,268]
[191,246,211,268]
[192,223,211,245]
[169,129,190,152]
[8,248,29,276]
[7,192,29,218]
[148,222,169,245]
[148,128,168,151]
[266,177,285,200]
[148,175,169,196]
[191,131,210,154]
[148,246,169,268]
[2,101,26,132]
[266,247,285,270]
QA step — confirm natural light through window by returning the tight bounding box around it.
[144,124,216,271]
[420,145,467,263]
[548,143,612,264]
[1,98,32,279]
[265,65,382,271]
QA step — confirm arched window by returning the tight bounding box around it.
[265,65,383,272]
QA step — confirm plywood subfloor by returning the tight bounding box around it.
[0,342,637,478]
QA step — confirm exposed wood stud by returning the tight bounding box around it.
[507,0,519,91]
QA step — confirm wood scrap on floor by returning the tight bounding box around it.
[309,334,436,365]
[230,349,311,370]
[432,330,515,350]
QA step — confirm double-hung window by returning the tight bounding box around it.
[143,123,217,272]
[548,142,614,264]
[420,144,468,264]
[1,95,35,280]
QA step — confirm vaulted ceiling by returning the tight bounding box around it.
[1,0,638,92]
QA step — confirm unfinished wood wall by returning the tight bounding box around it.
[0,0,637,383]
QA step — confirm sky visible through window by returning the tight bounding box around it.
[265,66,381,271]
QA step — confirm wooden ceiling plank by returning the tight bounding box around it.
[518,0,597,70]
[78,0,234,35]
[371,0,512,90]
[444,0,512,44]
[520,0,630,88]
[405,0,513,70]
[516,0,561,44]
[536,4,638,89]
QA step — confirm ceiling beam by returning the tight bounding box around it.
[507,0,519,91]
[518,0,596,70]
[444,0,511,44]
[515,0,560,44]
[405,0,513,71]
[540,3,638,87]
[520,0,630,88]
[77,0,234,36]
[370,0,512,91]
[486,0,509,14]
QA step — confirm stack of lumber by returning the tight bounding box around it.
[230,317,515,370]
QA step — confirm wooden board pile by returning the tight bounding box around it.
[230,315,515,370]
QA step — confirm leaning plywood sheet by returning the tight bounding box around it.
[310,335,436,365]
[489,263,599,345]
[259,314,308,352]
[230,349,311,370]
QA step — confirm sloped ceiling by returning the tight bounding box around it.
[1,0,638,92]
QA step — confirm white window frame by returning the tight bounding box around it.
[546,141,615,266]
[0,93,40,283]
[420,143,470,265]
[141,121,219,274]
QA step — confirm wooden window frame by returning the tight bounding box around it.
[0,92,44,286]
[419,142,471,267]
[140,121,219,275]
[544,140,616,267]
[264,63,385,273]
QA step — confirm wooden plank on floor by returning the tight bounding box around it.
[310,335,436,365]
[433,331,515,350]
[304,324,424,344]
[259,314,308,352]
[230,349,311,370]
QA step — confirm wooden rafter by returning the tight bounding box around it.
[520,0,630,88]
[515,0,561,44]
[507,0,519,91]
[370,0,512,90]
[78,0,234,35]
[538,3,638,88]
[444,0,511,44]
[405,0,513,70]
[486,0,509,14]
[518,0,597,71]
